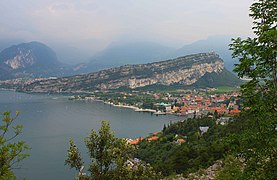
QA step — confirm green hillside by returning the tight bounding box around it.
[192,68,242,88]
[134,116,248,178]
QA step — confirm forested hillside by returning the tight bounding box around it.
[134,116,247,178]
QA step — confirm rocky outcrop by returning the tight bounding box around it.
[4,49,35,69]
[20,52,226,93]
[104,60,223,89]
[163,160,223,180]
[0,41,65,79]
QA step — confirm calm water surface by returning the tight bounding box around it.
[0,91,183,180]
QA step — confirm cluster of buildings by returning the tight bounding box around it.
[97,90,242,117]
[154,92,241,117]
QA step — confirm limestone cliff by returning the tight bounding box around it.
[20,52,229,93]
[0,41,66,80]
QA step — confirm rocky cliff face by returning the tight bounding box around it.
[20,52,226,93]
[0,41,65,79]
[97,59,223,89]
[4,49,35,69]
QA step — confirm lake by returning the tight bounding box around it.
[0,90,183,180]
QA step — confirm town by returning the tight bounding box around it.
[71,87,242,118]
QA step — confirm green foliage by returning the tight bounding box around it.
[120,2,276,178]
[95,91,171,110]
[215,155,243,180]
[65,121,161,180]
[229,0,277,178]
[135,83,188,92]
[65,139,83,172]
[192,68,242,88]
[135,117,246,176]
[0,111,30,179]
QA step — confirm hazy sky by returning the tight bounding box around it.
[0,0,254,50]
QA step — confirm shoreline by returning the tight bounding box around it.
[102,101,191,117]
[69,96,187,116]
[0,88,16,91]
[103,101,157,113]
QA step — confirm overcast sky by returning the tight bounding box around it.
[0,0,254,50]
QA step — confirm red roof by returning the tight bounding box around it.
[129,140,139,145]
[129,137,144,145]
[230,109,241,114]
[177,138,186,143]
[148,136,159,141]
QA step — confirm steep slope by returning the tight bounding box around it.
[192,68,242,88]
[171,36,238,73]
[0,41,66,79]
[19,52,240,93]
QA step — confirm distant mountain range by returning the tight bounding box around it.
[84,36,238,74]
[18,52,242,93]
[0,36,239,81]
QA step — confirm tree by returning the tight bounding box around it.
[65,121,161,180]
[229,0,277,178]
[0,111,30,179]
[214,110,219,119]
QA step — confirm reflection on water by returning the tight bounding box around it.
[0,91,183,180]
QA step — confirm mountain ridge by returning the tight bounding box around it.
[0,37,238,79]
[19,52,241,93]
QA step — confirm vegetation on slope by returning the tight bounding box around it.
[136,0,277,178]
[134,116,246,177]
[192,68,242,88]
[65,121,161,180]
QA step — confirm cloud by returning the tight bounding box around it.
[0,0,254,48]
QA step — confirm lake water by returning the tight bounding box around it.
[0,90,183,180]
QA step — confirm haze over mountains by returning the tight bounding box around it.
[84,36,238,73]
[0,36,238,80]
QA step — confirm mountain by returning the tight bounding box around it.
[171,35,238,73]
[192,68,242,88]
[0,41,70,80]
[0,67,14,80]
[81,36,239,74]
[50,43,93,65]
[0,38,240,81]
[83,41,175,73]
[19,52,241,93]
